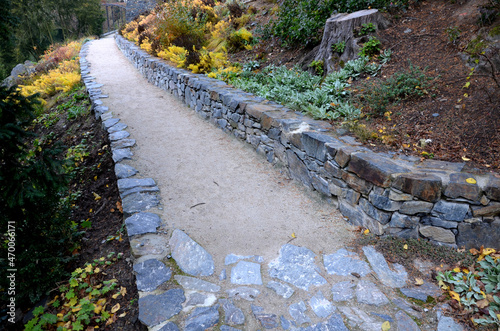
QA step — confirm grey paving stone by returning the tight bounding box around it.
[355,280,389,305]
[317,313,349,331]
[109,130,130,141]
[125,212,161,236]
[226,287,260,301]
[392,298,422,318]
[266,281,294,299]
[186,292,208,306]
[134,259,171,292]
[437,316,464,331]
[400,281,441,302]
[309,290,334,318]
[231,261,262,285]
[225,254,264,265]
[395,310,421,331]
[108,122,128,133]
[111,138,136,149]
[120,186,159,198]
[371,312,394,323]
[112,148,133,163]
[185,305,219,331]
[289,301,311,325]
[118,177,156,191]
[331,281,356,302]
[169,229,214,277]
[363,246,408,288]
[174,275,221,292]
[122,193,159,216]
[251,305,279,329]
[338,306,384,330]
[102,118,119,129]
[220,326,241,331]
[220,299,245,325]
[138,289,185,327]
[158,322,180,331]
[280,316,292,330]
[323,248,371,277]
[268,244,326,291]
[220,269,227,280]
[115,163,138,179]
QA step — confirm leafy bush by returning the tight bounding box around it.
[356,63,435,115]
[0,85,78,306]
[227,28,254,52]
[358,22,377,36]
[269,0,412,47]
[359,36,382,57]
[332,41,346,54]
[229,56,381,120]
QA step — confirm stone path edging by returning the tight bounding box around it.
[112,34,499,249]
[78,37,471,331]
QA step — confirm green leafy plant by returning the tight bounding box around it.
[332,41,346,54]
[378,48,392,64]
[357,63,436,115]
[359,36,382,57]
[25,254,125,330]
[358,22,376,36]
[243,60,260,72]
[309,60,324,76]
[445,26,461,44]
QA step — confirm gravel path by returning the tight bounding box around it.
[81,35,461,331]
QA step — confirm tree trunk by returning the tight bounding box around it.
[313,9,390,76]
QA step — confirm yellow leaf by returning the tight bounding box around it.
[461,156,470,161]
[483,248,496,255]
[72,306,82,313]
[93,192,101,201]
[68,297,78,307]
[85,264,93,273]
[118,312,127,318]
[415,278,424,286]
[381,320,391,331]
[291,232,296,238]
[120,286,127,297]
[463,93,468,98]
[94,176,97,181]
[111,303,120,313]
[465,178,477,184]
[453,267,461,273]
[403,244,408,250]
[438,279,449,290]
[363,229,370,235]
[94,305,103,314]
[105,316,114,327]
[449,290,461,302]
[94,267,101,273]
[112,292,120,299]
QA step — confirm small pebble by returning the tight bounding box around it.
[432,113,440,117]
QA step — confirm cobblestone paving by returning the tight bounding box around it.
[80,36,466,331]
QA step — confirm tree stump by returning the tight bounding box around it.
[312,9,390,75]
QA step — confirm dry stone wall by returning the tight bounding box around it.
[115,35,500,249]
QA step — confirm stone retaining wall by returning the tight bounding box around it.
[125,0,157,22]
[114,35,500,249]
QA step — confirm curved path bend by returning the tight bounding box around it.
[83,35,462,331]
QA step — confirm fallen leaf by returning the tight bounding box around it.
[449,290,461,302]
[469,248,480,255]
[465,178,477,184]
[291,232,296,238]
[112,293,120,299]
[453,267,461,273]
[403,244,408,250]
[415,278,424,286]
[94,176,97,181]
[476,299,489,309]
[111,303,120,314]
[438,279,449,290]
[381,320,391,331]
[116,201,123,213]
[461,156,471,161]
[93,192,101,201]
[118,312,127,318]
[120,286,127,297]
[363,229,370,235]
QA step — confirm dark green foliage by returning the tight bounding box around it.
[269,0,411,48]
[357,63,435,115]
[0,85,77,305]
[358,36,382,57]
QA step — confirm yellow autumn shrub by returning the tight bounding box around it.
[140,37,153,53]
[157,46,188,68]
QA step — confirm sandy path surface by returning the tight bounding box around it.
[86,35,354,271]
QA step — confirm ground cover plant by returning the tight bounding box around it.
[0,40,143,330]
